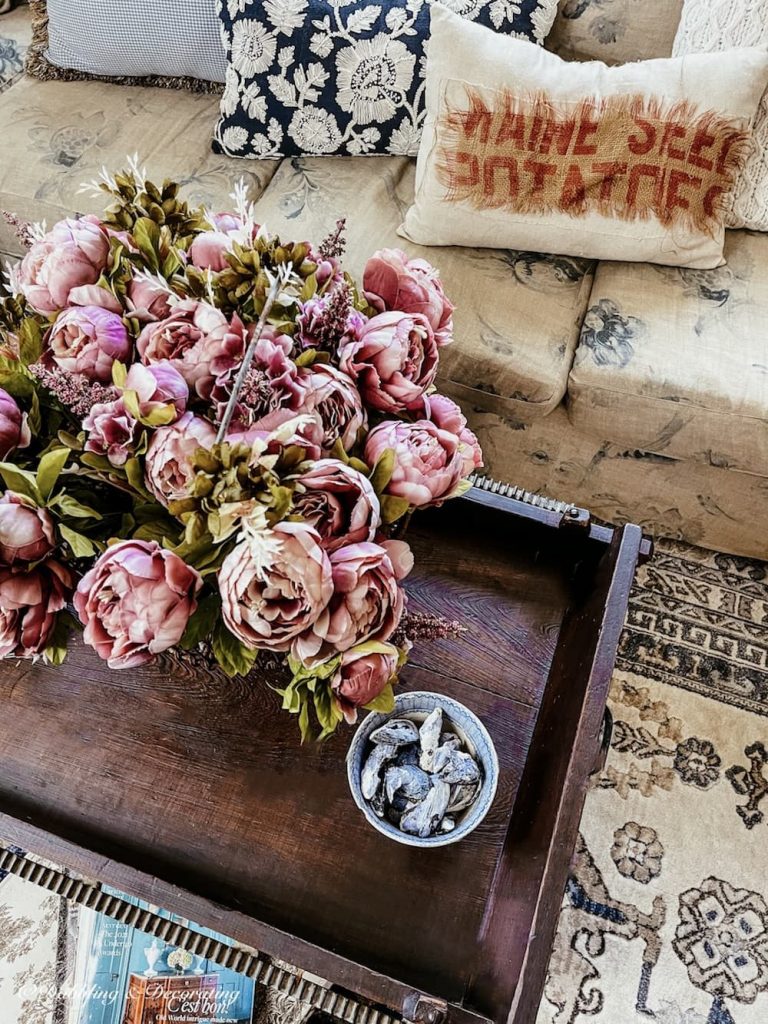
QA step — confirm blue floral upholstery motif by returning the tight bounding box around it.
[213,0,559,158]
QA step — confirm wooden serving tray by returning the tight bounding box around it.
[0,488,648,1024]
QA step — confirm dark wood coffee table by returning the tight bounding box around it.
[0,486,648,1024]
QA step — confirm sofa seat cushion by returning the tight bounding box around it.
[0,76,278,258]
[250,157,595,422]
[568,230,768,477]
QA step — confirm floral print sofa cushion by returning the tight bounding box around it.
[568,229,768,478]
[0,75,278,259]
[547,0,683,65]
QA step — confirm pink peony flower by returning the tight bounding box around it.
[425,394,483,477]
[74,539,202,669]
[228,409,325,463]
[0,492,56,565]
[294,539,412,666]
[83,398,140,467]
[122,361,188,424]
[144,412,216,508]
[0,560,73,658]
[17,215,110,316]
[294,459,380,553]
[363,248,454,347]
[295,292,367,353]
[125,275,173,323]
[364,419,466,509]
[136,299,229,394]
[296,364,365,453]
[331,642,400,724]
[68,284,122,313]
[339,311,438,414]
[0,388,31,459]
[219,522,333,653]
[46,305,131,383]
[188,213,246,272]
[206,321,303,428]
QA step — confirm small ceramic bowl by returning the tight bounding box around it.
[346,691,499,848]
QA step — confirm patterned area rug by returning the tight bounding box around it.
[536,540,768,1024]
[1,539,766,1023]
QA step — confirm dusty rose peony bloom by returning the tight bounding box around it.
[296,364,366,453]
[0,388,31,459]
[125,276,173,322]
[219,522,333,653]
[17,215,110,316]
[0,492,56,565]
[67,284,122,313]
[331,642,399,724]
[364,419,465,509]
[294,459,380,553]
[122,361,188,423]
[363,248,454,347]
[207,322,304,427]
[83,398,140,467]
[228,409,324,463]
[189,213,246,272]
[425,394,483,477]
[74,540,202,669]
[294,539,412,666]
[136,300,229,393]
[144,412,216,508]
[46,305,131,383]
[0,560,73,658]
[339,311,438,414]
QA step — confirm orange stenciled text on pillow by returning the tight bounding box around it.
[436,87,752,234]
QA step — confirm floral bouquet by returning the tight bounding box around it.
[0,160,481,739]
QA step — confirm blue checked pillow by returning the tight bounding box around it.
[213,0,560,158]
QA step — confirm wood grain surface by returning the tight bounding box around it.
[0,493,645,1024]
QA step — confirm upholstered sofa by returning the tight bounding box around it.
[0,0,766,558]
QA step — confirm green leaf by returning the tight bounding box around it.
[42,612,74,666]
[59,523,100,558]
[0,462,40,501]
[57,430,84,451]
[380,495,411,525]
[17,318,43,365]
[178,593,221,651]
[0,371,35,399]
[124,456,151,497]
[133,217,162,272]
[364,683,396,714]
[369,448,395,495]
[49,493,102,520]
[111,361,128,389]
[211,621,259,678]
[36,447,69,501]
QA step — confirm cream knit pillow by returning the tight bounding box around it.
[673,0,768,231]
[401,6,768,269]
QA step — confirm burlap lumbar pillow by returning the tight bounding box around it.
[400,6,768,269]
[673,0,768,232]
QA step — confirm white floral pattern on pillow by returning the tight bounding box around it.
[213,0,560,159]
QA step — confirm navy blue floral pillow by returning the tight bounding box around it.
[213,0,559,159]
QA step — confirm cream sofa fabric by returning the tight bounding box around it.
[548,0,683,65]
[249,156,596,422]
[568,231,768,477]
[0,76,278,258]
[457,401,768,560]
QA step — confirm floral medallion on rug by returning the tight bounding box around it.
[537,540,768,1024]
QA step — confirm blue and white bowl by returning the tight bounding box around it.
[346,691,499,848]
